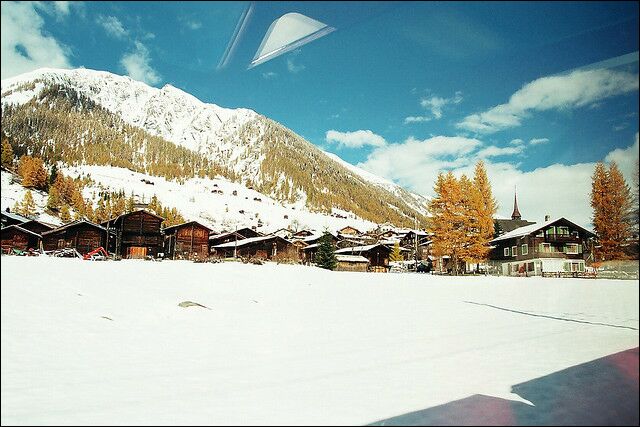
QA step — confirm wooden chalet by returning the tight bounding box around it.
[1,225,42,253]
[19,219,56,235]
[163,221,213,260]
[42,220,110,255]
[209,231,249,249]
[489,217,595,276]
[296,231,338,246]
[235,227,263,239]
[272,228,294,239]
[102,210,163,259]
[337,226,361,237]
[1,210,30,228]
[335,244,392,272]
[291,229,315,239]
[211,235,294,260]
[335,254,369,272]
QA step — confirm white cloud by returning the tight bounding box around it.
[529,138,550,145]
[0,1,73,79]
[96,15,128,39]
[605,132,639,186]
[420,96,448,119]
[404,116,432,124]
[509,138,524,145]
[357,136,482,188]
[358,133,640,227]
[457,68,639,133]
[476,145,525,158]
[120,41,161,86]
[326,130,387,149]
[418,91,463,120]
[262,71,278,79]
[286,58,305,73]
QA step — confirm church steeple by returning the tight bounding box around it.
[511,187,521,220]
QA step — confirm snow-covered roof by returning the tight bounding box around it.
[42,220,108,235]
[1,211,30,223]
[336,255,369,263]
[490,217,594,243]
[212,235,283,248]
[209,231,243,241]
[302,243,320,250]
[0,224,43,238]
[335,244,389,253]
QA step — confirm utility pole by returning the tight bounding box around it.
[234,223,238,259]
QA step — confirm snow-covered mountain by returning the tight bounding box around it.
[1,68,428,227]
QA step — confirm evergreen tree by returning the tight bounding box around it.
[59,204,71,222]
[148,194,160,214]
[1,138,13,168]
[126,194,135,213]
[46,186,61,212]
[18,190,36,217]
[95,198,108,223]
[315,232,337,270]
[49,163,58,187]
[390,241,403,262]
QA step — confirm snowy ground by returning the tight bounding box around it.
[1,257,638,425]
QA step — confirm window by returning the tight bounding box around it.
[558,226,569,235]
[521,244,528,255]
[565,243,579,254]
[504,247,510,256]
[511,246,517,257]
[539,243,550,253]
[546,226,556,236]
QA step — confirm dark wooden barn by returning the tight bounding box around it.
[102,210,164,259]
[211,235,294,260]
[1,225,42,253]
[19,219,56,235]
[163,221,213,260]
[335,244,392,272]
[1,210,30,228]
[42,220,110,255]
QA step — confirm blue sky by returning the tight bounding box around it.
[1,1,638,226]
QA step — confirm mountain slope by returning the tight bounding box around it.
[1,68,428,226]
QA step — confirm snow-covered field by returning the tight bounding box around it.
[1,257,638,425]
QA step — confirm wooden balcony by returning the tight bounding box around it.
[544,234,581,243]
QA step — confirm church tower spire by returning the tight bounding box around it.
[511,187,521,220]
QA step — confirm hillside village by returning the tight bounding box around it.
[3,158,636,278]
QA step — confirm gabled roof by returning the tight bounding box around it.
[163,220,213,233]
[1,211,30,223]
[0,224,43,238]
[102,209,164,226]
[335,243,391,254]
[209,231,246,241]
[20,219,57,230]
[212,234,288,249]
[490,217,595,243]
[42,219,108,235]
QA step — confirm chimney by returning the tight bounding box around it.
[544,215,550,222]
